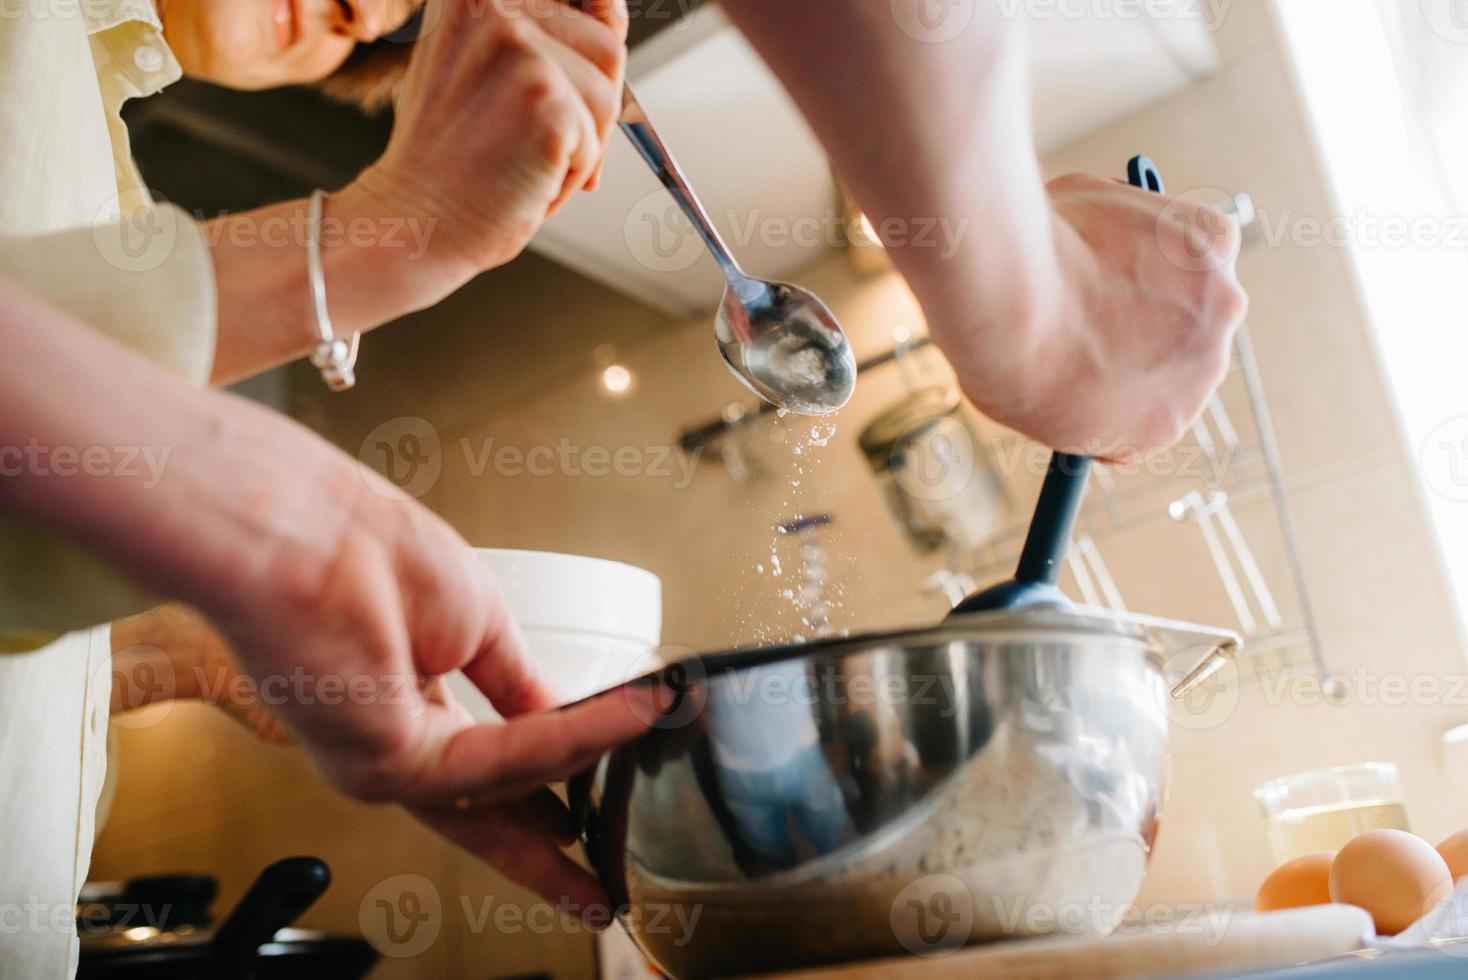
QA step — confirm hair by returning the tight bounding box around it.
[316,40,415,113]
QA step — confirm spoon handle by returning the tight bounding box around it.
[618,85,746,283]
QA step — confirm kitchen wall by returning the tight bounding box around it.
[1038,2,1468,905]
[93,3,1468,976]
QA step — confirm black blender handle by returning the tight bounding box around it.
[1129,155,1165,194]
[1013,451,1092,587]
[952,156,1164,615]
[210,857,331,959]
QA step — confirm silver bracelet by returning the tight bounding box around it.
[306,189,360,392]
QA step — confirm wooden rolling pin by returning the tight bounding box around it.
[762,905,1373,980]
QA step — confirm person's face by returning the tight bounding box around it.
[157,0,419,90]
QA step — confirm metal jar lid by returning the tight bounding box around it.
[857,386,964,463]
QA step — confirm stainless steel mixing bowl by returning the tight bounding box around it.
[570,606,1237,978]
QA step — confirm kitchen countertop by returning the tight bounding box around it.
[1228,941,1468,979]
[764,906,1374,980]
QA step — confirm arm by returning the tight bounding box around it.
[722,1,1247,458]
[0,0,630,636]
[723,4,1056,371]
[111,603,291,745]
[0,0,626,391]
[0,273,651,914]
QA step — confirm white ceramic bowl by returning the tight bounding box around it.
[447,549,662,719]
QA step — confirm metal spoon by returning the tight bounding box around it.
[619,86,857,416]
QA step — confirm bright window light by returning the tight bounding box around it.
[1276,0,1468,639]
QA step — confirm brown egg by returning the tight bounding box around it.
[1329,829,1455,935]
[1257,853,1336,912]
[1437,830,1468,882]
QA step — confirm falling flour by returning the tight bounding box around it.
[741,418,850,647]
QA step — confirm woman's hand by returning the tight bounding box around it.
[209,0,630,384]
[211,0,630,384]
[344,0,629,290]
[111,603,291,745]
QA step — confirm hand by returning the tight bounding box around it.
[930,175,1248,462]
[189,420,655,916]
[710,2,1246,459]
[1047,175,1248,457]
[206,0,629,383]
[343,0,628,295]
[0,273,655,919]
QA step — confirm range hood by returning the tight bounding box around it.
[528,3,1217,318]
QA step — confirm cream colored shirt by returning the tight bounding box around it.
[0,2,216,977]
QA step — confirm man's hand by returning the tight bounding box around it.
[940,175,1248,461]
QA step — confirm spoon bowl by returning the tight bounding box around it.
[716,278,856,416]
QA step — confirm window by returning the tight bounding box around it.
[1276,0,1468,629]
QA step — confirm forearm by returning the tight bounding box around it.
[206,175,467,386]
[0,275,355,616]
[722,1,1063,399]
